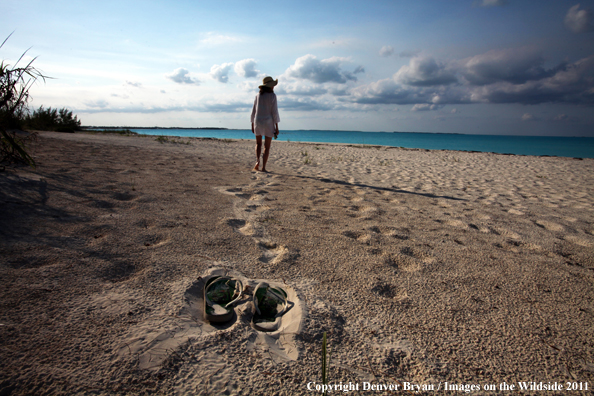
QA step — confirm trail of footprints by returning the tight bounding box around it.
[217,174,289,264]
[218,169,594,277]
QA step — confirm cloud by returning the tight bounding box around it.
[199,32,241,46]
[276,80,328,96]
[471,55,594,104]
[285,54,357,84]
[565,4,594,33]
[125,81,142,88]
[234,59,259,78]
[350,48,594,107]
[411,104,441,111]
[553,114,569,121]
[379,46,394,57]
[77,100,252,114]
[349,77,433,105]
[209,62,234,83]
[278,97,336,112]
[460,48,560,85]
[399,50,421,58]
[84,99,109,108]
[354,66,365,74]
[521,113,535,121]
[394,57,457,86]
[477,0,507,7]
[166,68,199,85]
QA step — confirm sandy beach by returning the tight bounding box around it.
[1,131,593,395]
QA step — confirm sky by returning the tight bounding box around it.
[2,0,594,136]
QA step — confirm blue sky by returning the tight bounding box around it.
[2,0,594,135]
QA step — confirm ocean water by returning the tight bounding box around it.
[128,129,594,159]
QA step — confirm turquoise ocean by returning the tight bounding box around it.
[128,129,594,159]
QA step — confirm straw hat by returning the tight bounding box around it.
[259,76,278,89]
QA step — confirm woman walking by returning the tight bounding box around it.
[251,76,280,172]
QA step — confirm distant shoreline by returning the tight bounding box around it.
[81,126,593,138]
[82,126,229,130]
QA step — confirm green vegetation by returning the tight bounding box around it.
[24,106,81,132]
[321,332,330,396]
[154,135,192,145]
[1,34,47,168]
[1,34,84,169]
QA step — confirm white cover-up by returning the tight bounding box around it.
[250,92,280,138]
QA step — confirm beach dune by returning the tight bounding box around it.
[1,131,593,395]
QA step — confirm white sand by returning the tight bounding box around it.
[1,131,593,395]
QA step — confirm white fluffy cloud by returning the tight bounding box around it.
[379,45,394,57]
[285,54,357,84]
[565,4,594,34]
[395,57,457,86]
[209,62,234,83]
[276,80,328,96]
[234,59,259,78]
[165,68,199,85]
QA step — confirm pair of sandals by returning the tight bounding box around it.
[203,275,288,332]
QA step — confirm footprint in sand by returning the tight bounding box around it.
[385,252,423,273]
[258,241,289,264]
[140,233,171,248]
[219,185,291,266]
[136,219,156,229]
[342,230,371,243]
[564,235,594,247]
[444,219,469,229]
[98,259,138,282]
[226,218,246,228]
[535,220,564,232]
[111,192,138,202]
[370,281,400,299]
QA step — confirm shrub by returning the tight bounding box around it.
[0,33,46,168]
[24,105,81,132]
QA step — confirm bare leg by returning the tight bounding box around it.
[254,135,262,171]
[261,136,272,172]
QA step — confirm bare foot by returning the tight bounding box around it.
[261,169,269,173]
[253,162,260,171]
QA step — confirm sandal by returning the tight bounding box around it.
[203,276,243,323]
[252,282,288,332]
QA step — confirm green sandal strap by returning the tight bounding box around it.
[205,276,243,309]
[253,282,288,317]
